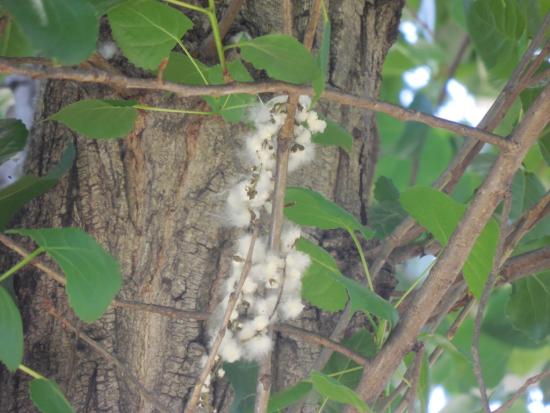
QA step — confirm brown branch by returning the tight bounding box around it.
[491,369,550,413]
[500,247,550,283]
[0,57,511,150]
[44,300,171,413]
[201,0,245,58]
[185,225,259,413]
[503,190,550,260]
[396,344,425,413]
[436,35,470,106]
[274,324,368,366]
[344,83,550,411]
[472,193,512,412]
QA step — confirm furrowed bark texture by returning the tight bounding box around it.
[0,1,403,412]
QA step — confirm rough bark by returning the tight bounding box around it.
[0,1,403,412]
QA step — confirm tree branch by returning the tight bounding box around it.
[500,247,550,283]
[43,300,172,413]
[491,369,550,413]
[0,57,511,150]
[345,83,550,410]
[185,226,259,413]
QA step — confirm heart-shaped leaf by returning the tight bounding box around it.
[285,187,373,239]
[108,0,193,70]
[0,286,23,372]
[238,34,321,84]
[400,186,499,298]
[0,144,75,231]
[0,119,28,164]
[297,238,348,312]
[29,378,75,413]
[8,228,122,322]
[50,100,137,139]
[4,0,98,65]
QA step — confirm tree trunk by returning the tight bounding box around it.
[0,1,403,412]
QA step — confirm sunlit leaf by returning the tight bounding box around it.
[238,34,321,84]
[50,100,137,139]
[8,228,122,322]
[108,0,193,70]
[0,286,23,371]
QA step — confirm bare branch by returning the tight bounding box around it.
[500,247,550,283]
[491,369,550,413]
[0,58,511,150]
[44,300,172,413]
[274,324,369,366]
[436,35,470,106]
[344,84,550,410]
[185,226,259,413]
[472,193,512,412]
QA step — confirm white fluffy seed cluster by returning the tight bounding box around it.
[210,95,326,364]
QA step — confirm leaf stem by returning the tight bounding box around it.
[207,0,227,74]
[176,41,209,85]
[162,0,209,15]
[18,364,44,379]
[349,230,374,291]
[326,365,363,378]
[0,247,45,283]
[133,104,213,116]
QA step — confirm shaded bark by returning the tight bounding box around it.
[0,1,403,412]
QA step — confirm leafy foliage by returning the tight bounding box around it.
[0,119,27,164]
[50,100,138,139]
[0,286,23,371]
[29,378,75,413]
[8,228,122,322]
[3,0,98,64]
[108,0,193,70]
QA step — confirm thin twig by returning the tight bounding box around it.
[201,0,245,58]
[0,58,511,150]
[436,35,470,105]
[185,225,259,413]
[491,369,550,413]
[397,344,425,413]
[472,193,512,412]
[274,324,369,366]
[44,300,172,413]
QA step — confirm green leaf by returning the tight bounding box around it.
[50,99,138,139]
[338,277,398,325]
[310,371,370,413]
[369,176,407,237]
[163,52,209,85]
[311,19,331,105]
[224,361,258,413]
[29,378,75,413]
[203,59,256,123]
[0,145,75,231]
[322,330,376,402]
[3,0,98,65]
[8,228,122,322]
[265,382,312,413]
[465,0,526,79]
[0,18,33,57]
[0,286,23,372]
[507,272,550,342]
[238,34,321,84]
[108,0,193,70]
[296,238,348,312]
[311,119,353,153]
[285,187,373,239]
[0,119,28,164]
[90,0,128,15]
[400,187,500,298]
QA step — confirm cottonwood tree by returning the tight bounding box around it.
[0,1,549,412]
